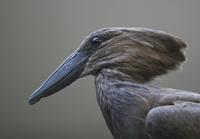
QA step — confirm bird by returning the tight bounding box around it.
[29,27,200,139]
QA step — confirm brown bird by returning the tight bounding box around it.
[29,28,200,139]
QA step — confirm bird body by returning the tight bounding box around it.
[96,68,200,139]
[29,28,200,139]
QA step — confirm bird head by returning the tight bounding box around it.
[29,28,186,105]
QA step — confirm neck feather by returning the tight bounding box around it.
[95,68,136,85]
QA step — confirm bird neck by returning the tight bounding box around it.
[95,68,153,102]
[95,68,139,85]
[95,68,141,106]
[95,68,151,139]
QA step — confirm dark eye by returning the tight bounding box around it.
[91,37,102,46]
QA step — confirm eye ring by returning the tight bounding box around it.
[91,37,102,46]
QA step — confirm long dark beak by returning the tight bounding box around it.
[29,49,90,105]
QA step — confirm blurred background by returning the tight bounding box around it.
[1,0,200,139]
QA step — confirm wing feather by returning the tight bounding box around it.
[146,91,200,139]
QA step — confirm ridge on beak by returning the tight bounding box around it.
[29,49,90,105]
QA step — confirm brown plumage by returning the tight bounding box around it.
[29,28,200,139]
[81,28,186,82]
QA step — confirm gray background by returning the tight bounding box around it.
[1,0,200,139]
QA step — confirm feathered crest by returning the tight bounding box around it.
[84,28,187,82]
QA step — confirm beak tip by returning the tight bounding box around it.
[28,100,35,105]
[28,94,39,105]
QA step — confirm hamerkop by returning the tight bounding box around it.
[29,28,200,139]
